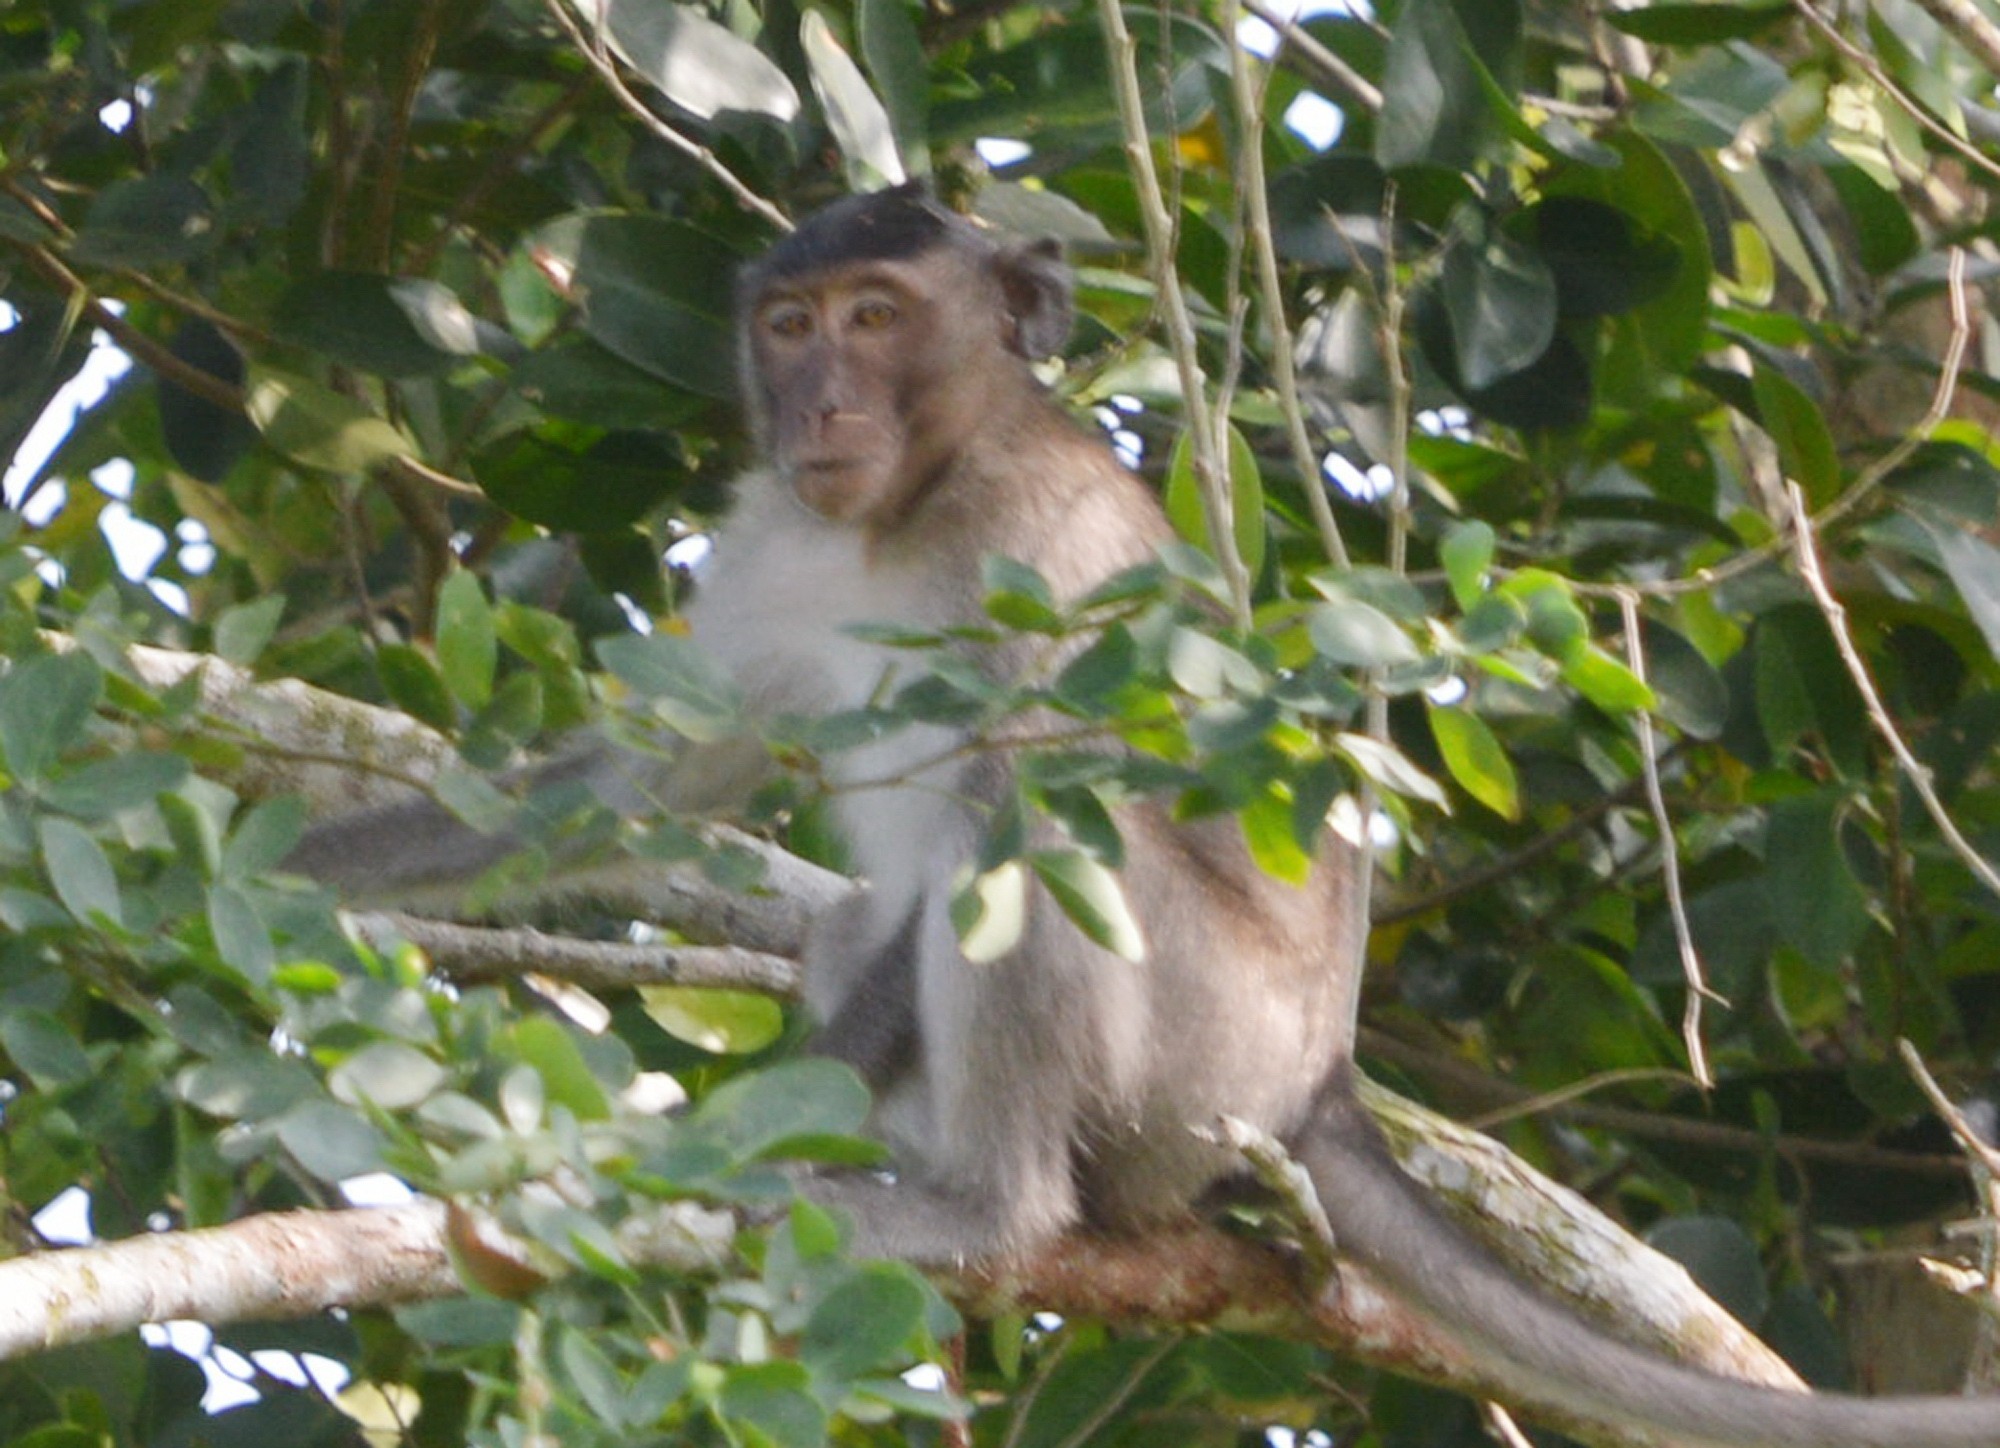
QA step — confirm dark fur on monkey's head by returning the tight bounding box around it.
[746,182,973,288]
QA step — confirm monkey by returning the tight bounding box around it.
[290,183,2000,1448]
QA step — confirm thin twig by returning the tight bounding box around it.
[1229,11,1350,568]
[1096,0,1252,626]
[1617,588,1719,1088]
[1786,480,2000,902]
[543,0,791,234]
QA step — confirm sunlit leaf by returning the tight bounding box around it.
[1030,849,1146,962]
[802,11,905,188]
[1428,704,1520,819]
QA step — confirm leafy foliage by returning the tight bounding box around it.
[6,0,2000,1443]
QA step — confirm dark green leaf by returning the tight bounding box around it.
[722,1362,826,1448]
[1765,791,1870,968]
[43,751,188,820]
[859,0,930,167]
[377,644,455,733]
[1441,222,1557,390]
[70,176,216,266]
[270,273,473,377]
[1607,2,1790,44]
[802,1263,929,1380]
[160,318,255,481]
[1749,364,1841,507]
[1,1008,94,1087]
[437,571,497,711]
[1646,1215,1771,1326]
[40,818,122,928]
[0,651,102,783]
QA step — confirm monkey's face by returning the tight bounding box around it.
[746,256,996,527]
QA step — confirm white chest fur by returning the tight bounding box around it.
[687,482,974,913]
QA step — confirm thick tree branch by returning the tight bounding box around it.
[0,1095,1802,1448]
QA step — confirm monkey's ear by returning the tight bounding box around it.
[997,237,1074,361]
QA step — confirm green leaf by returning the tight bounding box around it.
[214,595,287,666]
[510,1015,612,1121]
[597,632,743,742]
[1646,1215,1772,1327]
[221,797,307,879]
[0,651,102,783]
[1533,197,1682,319]
[1,1009,94,1087]
[1439,520,1494,611]
[1167,627,1262,698]
[802,12,905,188]
[802,1263,929,1380]
[270,272,476,377]
[69,175,216,266]
[561,1329,633,1430]
[436,571,497,711]
[207,882,275,981]
[177,1049,318,1120]
[1241,788,1312,884]
[1562,645,1656,713]
[1333,733,1448,808]
[721,1362,827,1448]
[1376,0,1516,171]
[246,368,413,474]
[1607,2,1790,44]
[639,987,786,1054]
[594,0,800,121]
[954,860,1028,963]
[1765,791,1870,968]
[983,555,1063,632]
[1641,622,1729,741]
[42,751,189,820]
[1029,849,1146,962]
[1440,221,1557,390]
[858,0,930,168]
[276,1099,388,1182]
[1163,425,1267,582]
[39,818,122,928]
[330,1041,449,1111]
[527,213,739,396]
[1928,521,2000,664]
[1749,364,1841,507]
[1308,598,1421,668]
[1428,704,1520,820]
[692,1058,872,1159]
[377,643,455,733]
[1054,625,1138,714]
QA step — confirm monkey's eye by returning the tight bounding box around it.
[851,298,898,330]
[765,306,813,340]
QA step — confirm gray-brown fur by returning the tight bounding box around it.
[289,187,2000,1448]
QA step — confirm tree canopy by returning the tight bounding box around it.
[5,0,2000,1444]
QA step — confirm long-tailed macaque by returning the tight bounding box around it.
[292,184,2000,1448]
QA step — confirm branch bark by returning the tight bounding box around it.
[0,1093,1801,1448]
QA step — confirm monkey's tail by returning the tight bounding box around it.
[1294,1076,2000,1448]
